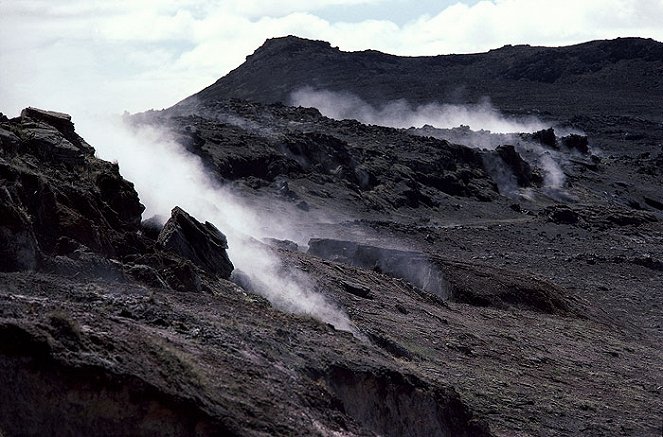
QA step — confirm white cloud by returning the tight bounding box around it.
[1,0,662,116]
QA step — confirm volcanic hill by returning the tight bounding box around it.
[1,37,663,436]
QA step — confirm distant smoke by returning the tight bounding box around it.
[78,115,357,335]
[291,87,568,196]
[290,87,546,134]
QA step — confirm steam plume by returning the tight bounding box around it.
[290,87,546,133]
[78,115,357,334]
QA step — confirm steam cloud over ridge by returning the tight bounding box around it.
[290,87,569,197]
[80,116,356,334]
[290,87,546,133]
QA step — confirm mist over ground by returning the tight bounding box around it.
[290,87,546,133]
[77,115,356,334]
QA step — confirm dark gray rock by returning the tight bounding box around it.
[0,109,146,264]
[495,145,541,187]
[531,128,558,148]
[341,280,373,299]
[157,207,233,279]
[0,197,40,272]
[20,107,95,155]
[561,134,590,154]
[547,205,581,224]
[308,238,447,299]
[0,128,20,154]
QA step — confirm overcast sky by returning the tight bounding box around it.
[1,0,662,117]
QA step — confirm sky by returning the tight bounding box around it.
[1,0,663,117]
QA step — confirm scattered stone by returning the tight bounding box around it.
[341,280,373,299]
[547,206,580,224]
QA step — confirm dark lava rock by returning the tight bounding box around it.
[0,193,40,272]
[561,133,590,154]
[0,109,146,263]
[19,107,95,162]
[319,365,490,436]
[546,204,658,229]
[185,36,663,120]
[341,280,373,299]
[157,207,233,279]
[4,34,663,435]
[437,259,576,315]
[495,144,541,187]
[644,196,663,211]
[547,205,581,224]
[132,98,498,211]
[124,264,169,289]
[309,238,577,315]
[308,238,448,300]
[531,128,558,149]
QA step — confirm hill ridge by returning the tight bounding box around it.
[188,35,663,120]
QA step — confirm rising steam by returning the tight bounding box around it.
[291,87,570,197]
[78,115,357,334]
[290,87,546,133]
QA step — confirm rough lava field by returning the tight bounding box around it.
[1,36,663,436]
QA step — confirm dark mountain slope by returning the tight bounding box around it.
[187,36,663,121]
[3,35,663,436]
[2,108,498,436]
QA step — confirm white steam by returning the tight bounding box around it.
[290,87,546,134]
[290,87,571,197]
[78,115,356,334]
[539,153,565,190]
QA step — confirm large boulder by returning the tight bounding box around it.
[20,107,95,156]
[157,207,234,279]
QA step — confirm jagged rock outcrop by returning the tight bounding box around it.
[157,207,233,279]
[521,128,591,155]
[18,107,95,163]
[495,145,541,187]
[0,193,40,272]
[133,99,498,213]
[0,109,145,267]
[0,108,234,291]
